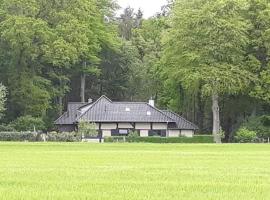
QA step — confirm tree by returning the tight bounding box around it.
[246,0,270,103]
[162,0,255,143]
[119,7,135,40]
[0,83,7,120]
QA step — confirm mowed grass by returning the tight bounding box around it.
[0,143,269,200]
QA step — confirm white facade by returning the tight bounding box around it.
[140,130,149,137]
[102,130,111,137]
[181,130,194,137]
[118,123,133,129]
[96,123,194,138]
[152,123,167,130]
[101,123,117,130]
[168,130,181,137]
[135,123,151,130]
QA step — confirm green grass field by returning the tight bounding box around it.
[0,143,269,200]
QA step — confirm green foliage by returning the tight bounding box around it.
[235,128,257,143]
[127,130,140,142]
[0,0,115,125]
[241,115,270,138]
[0,124,16,132]
[47,131,80,142]
[162,0,254,97]
[0,132,38,141]
[105,135,214,143]
[11,115,45,132]
[78,121,98,138]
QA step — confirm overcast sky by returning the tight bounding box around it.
[117,0,168,18]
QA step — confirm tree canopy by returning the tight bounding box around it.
[0,0,269,142]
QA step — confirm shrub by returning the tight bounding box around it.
[11,115,45,132]
[78,121,98,138]
[0,132,38,141]
[127,131,140,142]
[0,124,16,132]
[47,131,80,142]
[241,115,270,138]
[235,128,257,143]
[104,135,214,143]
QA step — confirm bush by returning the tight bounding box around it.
[0,132,38,141]
[127,131,140,142]
[235,128,257,143]
[11,115,45,132]
[47,131,80,142]
[241,115,270,138]
[104,135,214,143]
[78,121,98,138]
[0,124,16,132]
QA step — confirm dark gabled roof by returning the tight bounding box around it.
[78,96,174,123]
[162,110,199,130]
[54,102,87,125]
[54,96,199,130]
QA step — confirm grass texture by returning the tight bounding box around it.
[0,143,269,200]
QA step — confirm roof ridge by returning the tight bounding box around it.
[76,95,112,121]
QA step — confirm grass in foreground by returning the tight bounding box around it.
[0,143,269,200]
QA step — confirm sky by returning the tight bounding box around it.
[117,0,168,18]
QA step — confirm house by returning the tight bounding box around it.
[54,95,198,137]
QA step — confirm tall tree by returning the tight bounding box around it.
[247,0,270,103]
[119,7,135,40]
[162,0,255,142]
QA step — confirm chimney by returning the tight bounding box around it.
[148,98,155,107]
[88,98,93,103]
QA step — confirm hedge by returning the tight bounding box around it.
[104,135,214,143]
[0,132,81,142]
[0,132,39,141]
[47,132,81,142]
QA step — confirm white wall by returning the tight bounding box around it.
[135,123,151,130]
[152,123,167,130]
[102,130,111,137]
[140,130,149,137]
[181,130,194,137]
[168,130,180,137]
[118,123,133,129]
[101,123,117,130]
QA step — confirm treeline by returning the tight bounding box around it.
[0,0,270,142]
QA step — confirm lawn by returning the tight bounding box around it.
[0,143,269,200]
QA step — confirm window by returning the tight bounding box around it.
[111,129,130,136]
[149,130,167,137]
[119,129,128,134]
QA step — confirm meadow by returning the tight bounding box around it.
[0,143,269,200]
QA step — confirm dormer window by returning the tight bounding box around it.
[125,107,130,112]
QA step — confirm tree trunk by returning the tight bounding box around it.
[59,96,63,116]
[80,73,86,103]
[212,93,221,143]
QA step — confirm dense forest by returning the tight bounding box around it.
[0,0,270,142]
